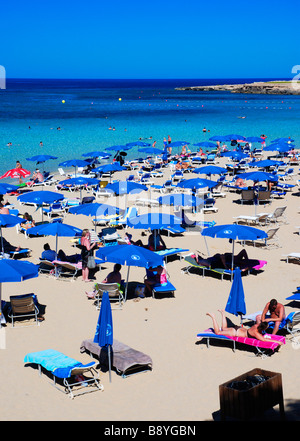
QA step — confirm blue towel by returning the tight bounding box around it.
[24,349,94,378]
[268,312,295,330]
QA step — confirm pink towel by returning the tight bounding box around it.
[202,328,285,351]
[252,260,267,270]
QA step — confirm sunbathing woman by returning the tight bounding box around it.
[206,310,283,345]
[196,249,259,272]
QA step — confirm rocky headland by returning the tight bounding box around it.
[175,81,300,95]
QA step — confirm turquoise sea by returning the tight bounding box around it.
[0,78,299,179]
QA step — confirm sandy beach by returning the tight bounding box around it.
[0,155,299,422]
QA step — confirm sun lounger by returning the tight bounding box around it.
[233,214,269,226]
[182,255,267,280]
[24,349,103,398]
[283,253,300,263]
[7,293,40,327]
[197,328,285,357]
[8,248,31,259]
[80,338,152,378]
[154,247,189,263]
[152,280,176,298]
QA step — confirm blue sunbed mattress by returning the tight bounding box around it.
[24,349,95,378]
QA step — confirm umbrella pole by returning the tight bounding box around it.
[108,344,112,383]
[125,266,130,302]
[0,228,4,255]
[55,234,58,278]
[231,240,235,282]
[204,236,210,257]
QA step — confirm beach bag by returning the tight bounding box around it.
[87,256,96,269]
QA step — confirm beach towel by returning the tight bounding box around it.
[24,349,95,378]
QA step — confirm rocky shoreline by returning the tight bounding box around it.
[175,81,300,95]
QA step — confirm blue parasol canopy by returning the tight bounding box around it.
[193,165,227,176]
[157,194,204,207]
[104,181,147,196]
[264,143,291,152]
[105,145,132,152]
[17,190,64,206]
[82,151,111,158]
[126,212,183,231]
[193,142,217,148]
[138,147,164,155]
[0,183,19,195]
[96,244,163,269]
[26,154,58,163]
[126,141,151,147]
[245,137,264,143]
[176,178,218,190]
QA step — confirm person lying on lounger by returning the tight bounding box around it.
[195,249,259,271]
[206,310,283,345]
[127,230,166,251]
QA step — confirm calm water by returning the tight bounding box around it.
[0,78,299,178]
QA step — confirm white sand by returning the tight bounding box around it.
[0,158,299,421]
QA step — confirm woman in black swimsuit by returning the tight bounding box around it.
[206,310,283,345]
[80,229,96,282]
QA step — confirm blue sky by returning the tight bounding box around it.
[1,0,299,79]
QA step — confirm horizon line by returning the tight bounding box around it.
[5,76,292,81]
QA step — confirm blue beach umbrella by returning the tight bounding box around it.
[17,190,64,221]
[93,164,126,182]
[264,143,291,153]
[126,141,151,147]
[28,222,82,276]
[82,151,111,159]
[59,176,99,202]
[96,244,164,301]
[225,267,246,322]
[26,154,58,163]
[271,138,294,143]
[209,135,229,142]
[248,159,283,168]
[237,171,278,182]
[0,213,25,253]
[168,141,190,147]
[193,165,227,177]
[105,145,132,152]
[17,190,64,206]
[0,259,39,328]
[201,224,267,280]
[127,212,183,231]
[226,134,246,141]
[157,194,204,208]
[176,178,218,191]
[94,290,113,382]
[0,183,19,194]
[104,181,147,196]
[138,147,164,155]
[245,137,264,143]
[193,142,217,148]
[58,159,89,177]
[69,202,121,217]
[68,202,122,231]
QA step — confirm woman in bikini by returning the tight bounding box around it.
[206,310,283,345]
